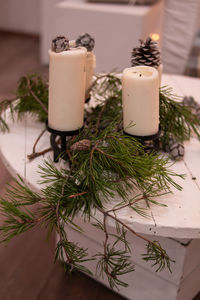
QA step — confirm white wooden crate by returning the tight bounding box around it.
[65,220,200,300]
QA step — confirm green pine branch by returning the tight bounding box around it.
[159,86,200,145]
[142,241,175,272]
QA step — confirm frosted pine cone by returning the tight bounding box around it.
[76,33,95,52]
[196,107,200,120]
[51,36,69,53]
[182,96,198,109]
[164,138,184,161]
[131,37,161,68]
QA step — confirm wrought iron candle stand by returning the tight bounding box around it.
[123,127,161,152]
[46,123,83,163]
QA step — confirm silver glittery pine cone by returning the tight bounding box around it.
[131,37,161,68]
[51,36,69,53]
[164,137,184,161]
[182,96,200,119]
[76,33,95,52]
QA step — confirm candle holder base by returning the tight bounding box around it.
[46,123,83,163]
[123,127,161,152]
[85,96,91,104]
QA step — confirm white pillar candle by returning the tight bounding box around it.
[48,47,87,132]
[85,51,96,99]
[122,66,159,136]
[69,40,76,48]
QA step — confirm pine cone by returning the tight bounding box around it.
[76,33,95,52]
[70,139,91,152]
[51,36,69,53]
[164,138,184,161]
[131,37,161,68]
[196,107,200,120]
[182,96,200,117]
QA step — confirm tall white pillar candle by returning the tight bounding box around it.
[48,47,87,131]
[122,66,159,136]
[85,51,96,99]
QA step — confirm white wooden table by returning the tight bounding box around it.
[1,74,200,300]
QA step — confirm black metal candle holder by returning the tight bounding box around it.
[123,127,161,152]
[85,96,91,104]
[46,122,83,163]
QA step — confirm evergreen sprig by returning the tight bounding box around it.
[160,86,200,145]
[0,73,199,290]
[15,74,48,121]
[142,241,175,272]
[96,245,135,289]
[55,240,93,275]
[0,74,48,132]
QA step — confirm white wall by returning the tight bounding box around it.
[40,0,163,69]
[0,0,41,34]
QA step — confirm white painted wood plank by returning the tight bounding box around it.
[161,74,184,98]
[147,154,200,239]
[0,112,27,180]
[149,75,200,238]
[182,239,200,280]
[178,263,200,300]
[171,75,200,104]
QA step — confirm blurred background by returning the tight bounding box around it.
[0,0,200,98]
[0,0,200,299]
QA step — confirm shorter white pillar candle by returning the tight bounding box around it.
[48,47,87,132]
[122,66,159,136]
[85,51,96,99]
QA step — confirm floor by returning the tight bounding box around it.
[0,31,200,300]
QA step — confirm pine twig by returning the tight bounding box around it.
[26,76,48,114]
[27,147,52,160]
[87,74,110,96]
[89,141,100,181]
[95,100,108,134]
[56,183,72,265]
[27,128,47,160]
[68,192,88,199]
[97,206,170,267]
[106,196,145,214]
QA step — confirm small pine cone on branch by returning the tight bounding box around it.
[131,37,161,68]
[70,139,91,152]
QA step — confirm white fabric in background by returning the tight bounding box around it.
[162,0,200,74]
